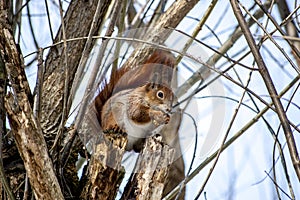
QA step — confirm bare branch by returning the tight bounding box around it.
[194,68,251,199]
[122,0,199,70]
[121,135,174,200]
[40,0,111,146]
[74,0,123,131]
[0,3,64,198]
[176,0,272,97]
[163,74,300,199]
[275,0,300,66]
[33,48,44,120]
[230,0,300,181]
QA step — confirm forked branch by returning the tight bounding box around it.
[230,0,300,181]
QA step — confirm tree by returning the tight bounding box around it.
[0,0,299,199]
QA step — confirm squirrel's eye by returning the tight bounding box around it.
[157,90,164,99]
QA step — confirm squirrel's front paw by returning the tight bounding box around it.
[149,110,170,126]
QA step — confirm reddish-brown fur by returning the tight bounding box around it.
[94,49,176,126]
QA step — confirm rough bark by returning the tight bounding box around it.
[0,48,16,200]
[121,135,174,200]
[0,1,64,199]
[39,0,111,197]
[40,0,111,147]
[80,132,127,200]
[5,95,64,200]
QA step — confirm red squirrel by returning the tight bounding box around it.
[94,49,176,151]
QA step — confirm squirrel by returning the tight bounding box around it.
[93,49,176,151]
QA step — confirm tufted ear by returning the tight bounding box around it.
[145,82,157,92]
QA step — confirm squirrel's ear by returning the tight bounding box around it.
[145,83,151,92]
[145,82,156,91]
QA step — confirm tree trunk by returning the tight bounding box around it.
[121,135,174,200]
[80,132,127,200]
[0,1,64,198]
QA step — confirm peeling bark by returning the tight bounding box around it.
[121,135,174,200]
[80,132,127,200]
[0,1,63,198]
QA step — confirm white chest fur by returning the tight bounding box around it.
[109,89,157,150]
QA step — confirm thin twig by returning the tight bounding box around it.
[13,0,23,43]
[33,48,44,120]
[131,0,151,27]
[112,0,127,73]
[122,0,199,70]
[274,83,300,199]
[248,26,296,199]
[163,74,300,199]
[74,0,123,130]
[50,0,70,153]
[26,3,39,50]
[23,173,29,200]
[175,0,218,65]
[240,1,300,74]
[67,0,112,114]
[44,0,54,42]
[194,69,252,199]
[262,1,300,60]
[272,127,293,199]
[175,0,272,97]
[174,112,198,200]
[264,171,293,200]
[230,0,300,181]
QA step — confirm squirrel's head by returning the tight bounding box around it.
[144,82,173,114]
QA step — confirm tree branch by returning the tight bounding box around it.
[40,0,111,146]
[230,0,300,181]
[122,0,199,70]
[0,1,64,198]
[80,132,127,200]
[121,135,174,200]
[163,74,300,199]
[176,0,272,98]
